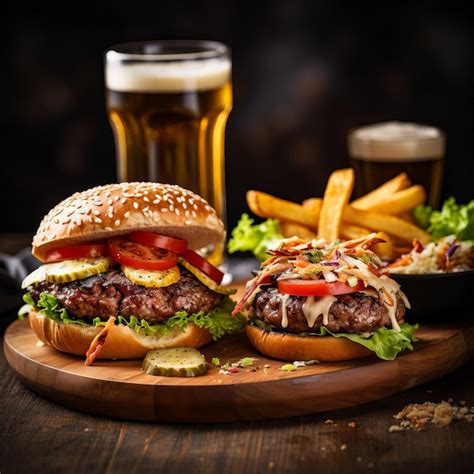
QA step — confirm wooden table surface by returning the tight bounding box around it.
[1,235,473,473]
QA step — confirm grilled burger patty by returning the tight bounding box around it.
[253,286,405,334]
[28,267,223,323]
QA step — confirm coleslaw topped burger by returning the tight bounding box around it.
[232,233,418,361]
[19,182,244,365]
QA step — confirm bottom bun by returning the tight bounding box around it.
[29,309,213,359]
[246,324,373,362]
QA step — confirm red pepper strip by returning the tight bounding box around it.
[412,239,424,253]
[232,263,289,316]
[85,317,115,366]
[368,263,383,277]
[232,276,270,316]
[362,237,386,250]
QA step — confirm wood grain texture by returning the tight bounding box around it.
[4,320,473,423]
[1,331,473,474]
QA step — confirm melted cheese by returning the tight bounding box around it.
[280,293,290,328]
[302,295,336,328]
[342,256,404,331]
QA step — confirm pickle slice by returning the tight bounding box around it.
[21,257,110,287]
[179,258,236,295]
[45,257,111,283]
[122,265,180,288]
[142,347,207,377]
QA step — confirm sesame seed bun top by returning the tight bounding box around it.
[32,182,225,262]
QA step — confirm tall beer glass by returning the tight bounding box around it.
[348,121,445,208]
[105,41,232,263]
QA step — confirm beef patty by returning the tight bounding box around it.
[28,268,223,323]
[253,286,405,334]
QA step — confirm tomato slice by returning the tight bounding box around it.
[182,249,224,284]
[45,244,107,263]
[108,238,177,271]
[129,231,187,255]
[278,279,365,296]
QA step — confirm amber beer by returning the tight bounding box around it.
[105,41,232,262]
[348,121,445,208]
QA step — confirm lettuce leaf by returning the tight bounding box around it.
[22,293,245,341]
[252,319,418,360]
[316,323,418,361]
[18,293,35,320]
[414,197,474,242]
[228,213,283,261]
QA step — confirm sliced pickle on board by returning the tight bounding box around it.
[179,258,236,295]
[122,265,180,288]
[142,347,207,377]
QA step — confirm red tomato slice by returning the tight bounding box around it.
[182,249,224,284]
[45,244,107,263]
[129,231,187,255]
[278,279,365,296]
[108,238,177,271]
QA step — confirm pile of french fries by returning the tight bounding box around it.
[246,169,431,260]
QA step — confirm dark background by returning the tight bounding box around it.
[4,1,473,233]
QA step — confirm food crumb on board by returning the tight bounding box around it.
[324,419,336,425]
[368,462,374,468]
[356,457,362,462]
[348,421,357,428]
[340,444,347,451]
[268,461,275,470]
[389,401,474,431]
[218,357,257,375]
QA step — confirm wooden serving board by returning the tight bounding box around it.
[4,320,473,423]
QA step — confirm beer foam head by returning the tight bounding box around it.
[105,54,231,93]
[348,121,445,162]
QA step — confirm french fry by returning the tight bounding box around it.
[371,232,394,260]
[350,173,411,210]
[399,212,416,223]
[302,197,323,217]
[339,224,371,240]
[364,185,426,215]
[313,199,372,242]
[342,206,431,244]
[280,221,318,239]
[318,168,355,242]
[246,191,319,231]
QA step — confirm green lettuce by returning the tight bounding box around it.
[252,319,418,360]
[21,293,245,341]
[414,197,474,242]
[228,213,283,261]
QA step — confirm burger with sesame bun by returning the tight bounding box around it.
[19,182,244,365]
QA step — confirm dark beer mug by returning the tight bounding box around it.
[348,121,445,208]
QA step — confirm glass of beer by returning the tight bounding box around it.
[105,40,232,263]
[348,121,445,208]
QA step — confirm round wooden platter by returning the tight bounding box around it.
[4,320,473,423]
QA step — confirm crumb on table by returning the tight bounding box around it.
[389,401,473,432]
